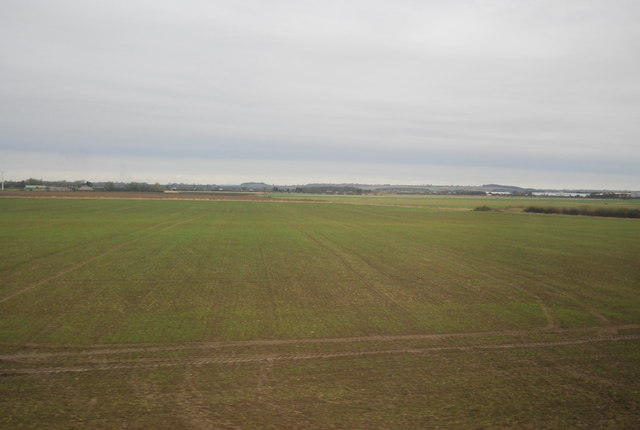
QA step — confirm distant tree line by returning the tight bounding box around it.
[524,206,640,219]
[587,192,633,199]
[5,179,167,192]
[448,190,491,196]
[110,182,164,192]
[296,185,372,194]
[8,178,84,188]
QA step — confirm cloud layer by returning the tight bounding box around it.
[1,0,639,188]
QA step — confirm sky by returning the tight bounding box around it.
[1,0,639,189]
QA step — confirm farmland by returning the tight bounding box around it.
[270,192,640,210]
[1,195,639,428]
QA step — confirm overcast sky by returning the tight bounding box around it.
[1,0,639,188]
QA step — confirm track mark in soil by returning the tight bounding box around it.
[3,323,640,361]
[2,335,638,376]
[0,264,41,283]
[348,224,620,331]
[0,216,203,304]
[285,221,422,329]
[537,298,561,330]
[444,251,615,327]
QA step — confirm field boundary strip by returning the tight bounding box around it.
[2,334,638,376]
[2,323,638,360]
[0,215,203,304]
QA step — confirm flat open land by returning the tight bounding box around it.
[1,194,639,428]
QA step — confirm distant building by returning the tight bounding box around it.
[25,185,47,191]
[533,192,588,197]
[77,186,94,191]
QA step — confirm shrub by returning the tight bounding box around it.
[473,205,492,212]
[524,206,640,219]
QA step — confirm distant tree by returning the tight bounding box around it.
[150,183,164,192]
[127,182,141,192]
[105,181,115,191]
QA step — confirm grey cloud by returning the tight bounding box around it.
[1,0,639,187]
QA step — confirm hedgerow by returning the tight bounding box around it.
[524,206,640,218]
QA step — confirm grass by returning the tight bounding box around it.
[0,195,638,428]
[270,192,640,210]
[1,197,639,344]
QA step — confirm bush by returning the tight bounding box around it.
[524,206,640,219]
[473,205,492,211]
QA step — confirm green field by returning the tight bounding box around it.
[1,196,639,428]
[271,192,640,210]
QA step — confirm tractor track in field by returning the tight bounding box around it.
[3,324,639,360]
[283,221,423,330]
[289,212,566,330]
[309,213,617,331]
[2,327,639,376]
[2,335,638,376]
[0,215,203,305]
